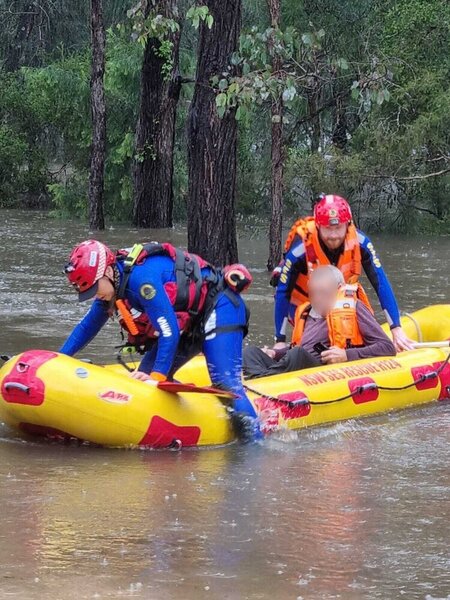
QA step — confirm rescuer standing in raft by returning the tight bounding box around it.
[271,194,414,353]
[60,240,259,441]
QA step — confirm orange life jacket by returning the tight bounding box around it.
[117,300,191,350]
[283,217,371,309]
[291,284,365,349]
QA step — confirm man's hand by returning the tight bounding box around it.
[130,370,153,382]
[261,346,276,359]
[321,346,348,365]
[130,370,163,385]
[273,341,289,351]
[391,327,415,352]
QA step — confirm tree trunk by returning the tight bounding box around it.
[4,2,38,71]
[331,91,348,150]
[88,0,106,230]
[133,0,181,228]
[187,0,241,266]
[267,0,283,271]
[308,91,321,153]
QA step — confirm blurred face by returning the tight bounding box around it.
[309,276,339,317]
[318,223,348,250]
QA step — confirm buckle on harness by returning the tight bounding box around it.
[124,243,144,270]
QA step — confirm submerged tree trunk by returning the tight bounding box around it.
[267,0,283,271]
[187,0,241,265]
[133,0,181,229]
[88,0,106,230]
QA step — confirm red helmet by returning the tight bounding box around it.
[64,240,116,301]
[314,194,352,227]
[223,264,253,293]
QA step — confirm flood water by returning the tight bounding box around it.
[0,209,449,600]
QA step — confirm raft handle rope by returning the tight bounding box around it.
[4,382,30,394]
[402,312,423,343]
[244,351,450,408]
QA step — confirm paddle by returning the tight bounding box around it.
[156,381,237,400]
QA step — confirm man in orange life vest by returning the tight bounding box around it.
[272,194,414,353]
[243,266,395,378]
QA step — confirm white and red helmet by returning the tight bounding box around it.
[314,194,352,227]
[64,240,116,301]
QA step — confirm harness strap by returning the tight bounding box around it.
[116,244,144,300]
[173,249,203,316]
[173,249,190,312]
[116,243,206,317]
[203,286,249,338]
[205,324,248,337]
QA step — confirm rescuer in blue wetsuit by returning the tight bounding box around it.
[271,195,414,353]
[61,240,259,440]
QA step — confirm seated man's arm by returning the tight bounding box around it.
[346,302,396,361]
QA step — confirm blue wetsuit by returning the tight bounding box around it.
[60,255,256,418]
[274,230,401,342]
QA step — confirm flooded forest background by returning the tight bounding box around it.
[0,0,449,263]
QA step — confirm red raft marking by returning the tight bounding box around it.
[138,416,201,448]
[411,365,439,391]
[433,361,450,400]
[348,377,379,404]
[1,350,58,406]
[254,392,311,434]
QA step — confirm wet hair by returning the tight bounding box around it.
[310,265,345,287]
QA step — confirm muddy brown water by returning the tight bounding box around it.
[0,209,449,600]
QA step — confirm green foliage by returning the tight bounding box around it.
[0,125,28,206]
[186,6,213,30]
[124,4,180,47]
[213,22,393,123]
[121,3,181,81]
[0,0,448,231]
[47,174,88,219]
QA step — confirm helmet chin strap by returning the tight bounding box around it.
[111,265,121,294]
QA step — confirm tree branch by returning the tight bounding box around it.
[361,167,450,181]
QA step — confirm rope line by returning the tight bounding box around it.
[244,352,450,407]
[402,311,423,343]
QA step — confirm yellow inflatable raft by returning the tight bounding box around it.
[0,305,449,448]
